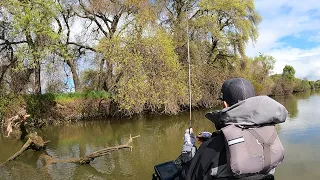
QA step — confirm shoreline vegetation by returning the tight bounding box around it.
[1,75,319,125]
[1,0,320,130]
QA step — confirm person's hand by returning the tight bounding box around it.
[182,129,197,159]
[196,132,212,144]
[184,129,195,146]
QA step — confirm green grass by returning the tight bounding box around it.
[53,91,111,102]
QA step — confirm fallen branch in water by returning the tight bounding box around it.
[0,133,49,166]
[3,115,20,138]
[2,108,30,139]
[43,134,140,166]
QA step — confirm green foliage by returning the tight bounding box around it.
[24,93,56,119]
[266,65,297,95]
[282,65,296,81]
[293,78,311,92]
[80,69,99,92]
[45,80,65,94]
[270,74,293,95]
[98,29,187,114]
[1,0,63,94]
[0,94,25,120]
[253,54,276,75]
[232,55,274,95]
[313,80,320,89]
[8,91,110,119]
[309,81,316,89]
[53,91,110,102]
[195,0,261,58]
[4,0,61,57]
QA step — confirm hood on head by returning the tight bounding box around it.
[206,96,288,127]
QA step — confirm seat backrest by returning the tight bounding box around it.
[221,125,284,177]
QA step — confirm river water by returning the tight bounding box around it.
[1,91,320,180]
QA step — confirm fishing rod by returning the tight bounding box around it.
[186,0,192,130]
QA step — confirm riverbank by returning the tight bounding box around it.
[0,88,318,131]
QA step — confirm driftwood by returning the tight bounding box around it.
[2,107,29,139]
[1,109,140,169]
[1,133,139,170]
[3,115,20,138]
[0,132,50,166]
[43,134,140,166]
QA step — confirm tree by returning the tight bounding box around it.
[253,53,275,76]
[282,65,296,81]
[98,30,188,114]
[156,0,196,63]
[54,0,98,92]
[157,0,261,65]
[1,0,61,94]
[193,0,261,65]
[75,0,154,92]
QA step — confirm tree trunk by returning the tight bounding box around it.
[26,32,41,94]
[34,59,41,94]
[105,61,112,91]
[97,58,105,90]
[66,59,80,92]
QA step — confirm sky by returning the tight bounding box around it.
[246,0,320,80]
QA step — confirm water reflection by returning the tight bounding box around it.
[273,95,298,118]
[274,91,320,179]
[1,91,320,179]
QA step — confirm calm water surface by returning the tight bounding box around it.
[1,91,320,180]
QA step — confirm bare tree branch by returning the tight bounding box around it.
[43,134,140,165]
[69,42,96,52]
[0,40,28,46]
[78,0,109,38]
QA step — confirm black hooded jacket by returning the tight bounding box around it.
[179,130,274,180]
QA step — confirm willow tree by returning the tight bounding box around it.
[157,0,261,65]
[155,0,198,63]
[1,0,61,94]
[153,0,261,108]
[192,0,261,65]
[195,0,261,106]
[98,30,188,115]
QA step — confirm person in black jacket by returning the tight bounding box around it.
[176,78,276,180]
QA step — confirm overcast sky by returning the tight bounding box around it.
[246,0,320,80]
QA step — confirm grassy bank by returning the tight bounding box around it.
[0,91,114,127]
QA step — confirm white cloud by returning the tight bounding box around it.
[308,32,320,43]
[266,46,320,80]
[246,0,320,80]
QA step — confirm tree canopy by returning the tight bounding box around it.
[282,65,296,81]
[1,0,316,116]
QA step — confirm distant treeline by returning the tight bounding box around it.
[235,60,320,96]
[0,0,317,122]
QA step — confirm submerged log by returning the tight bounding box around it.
[1,129,139,169]
[0,132,49,166]
[43,135,140,166]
